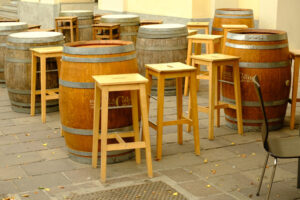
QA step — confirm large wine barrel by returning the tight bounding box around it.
[222,29,290,131]
[60,40,138,164]
[212,8,254,35]
[136,24,188,95]
[0,22,28,84]
[101,14,140,45]
[5,32,64,113]
[60,10,93,41]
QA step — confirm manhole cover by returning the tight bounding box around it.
[69,181,187,200]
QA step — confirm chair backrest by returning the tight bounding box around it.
[252,75,270,151]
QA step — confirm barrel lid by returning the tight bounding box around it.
[101,14,140,25]
[63,40,135,55]
[0,22,27,31]
[215,8,253,15]
[60,10,93,17]
[138,24,188,39]
[227,29,288,41]
[7,31,64,43]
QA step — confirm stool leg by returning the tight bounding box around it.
[131,90,141,164]
[208,41,214,54]
[215,65,221,127]
[30,54,37,116]
[187,58,196,133]
[145,70,152,117]
[291,58,300,129]
[70,21,74,43]
[176,77,183,145]
[56,57,61,79]
[92,86,101,168]
[208,64,216,140]
[190,72,200,155]
[205,27,209,52]
[40,56,47,123]
[184,39,193,96]
[76,22,79,41]
[156,76,165,161]
[233,61,243,135]
[100,88,109,183]
[139,84,153,178]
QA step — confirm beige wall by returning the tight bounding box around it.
[259,0,278,29]
[192,0,211,18]
[239,0,260,19]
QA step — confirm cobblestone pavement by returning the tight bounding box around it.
[1,83,300,200]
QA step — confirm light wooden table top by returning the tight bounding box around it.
[187,34,223,40]
[191,53,240,62]
[93,73,148,86]
[146,62,196,73]
[30,46,63,54]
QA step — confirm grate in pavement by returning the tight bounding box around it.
[69,181,187,200]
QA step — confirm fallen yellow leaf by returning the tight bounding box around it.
[21,194,30,198]
[43,143,47,146]
[204,159,208,163]
[44,188,50,192]
[172,192,178,196]
[206,184,211,188]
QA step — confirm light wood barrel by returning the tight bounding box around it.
[0,22,28,84]
[5,32,64,113]
[222,29,290,131]
[60,40,138,164]
[212,8,254,35]
[136,24,188,95]
[60,10,93,41]
[101,14,140,45]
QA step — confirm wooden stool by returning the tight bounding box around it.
[140,20,163,26]
[55,16,79,42]
[93,14,102,24]
[30,46,63,123]
[92,73,153,183]
[184,34,223,96]
[92,23,120,40]
[188,30,198,36]
[187,22,210,52]
[145,62,200,160]
[290,50,300,129]
[222,24,248,53]
[187,54,243,140]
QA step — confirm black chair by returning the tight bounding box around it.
[253,75,300,199]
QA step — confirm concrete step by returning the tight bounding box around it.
[0,10,17,18]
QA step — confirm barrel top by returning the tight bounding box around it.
[227,29,288,41]
[8,31,64,43]
[215,8,253,15]
[138,23,188,39]
[63,40,135,55]
[0,22,27,31]
[60,10,93,17]
[101,14,140,24]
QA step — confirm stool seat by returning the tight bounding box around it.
[187,34,223,40]
[191,53,240,62]
[222,24,248,29]
[146,62,200,160]
[30,46,63,123]
[290,50,300,129]
[92,73,153,183]
[187,53,243,140]
[93,23,120,27]
[93,73,148,86]
[92,23,120,40]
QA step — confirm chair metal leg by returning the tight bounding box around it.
[257,153,270,196]
[266,158,277,200]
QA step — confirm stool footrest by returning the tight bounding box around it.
[107,142,146,151]
[198,103,232,113]
[45,93,59,100]
[107,132,135,139]
[149,118,192,129]
[218,101,237,110]
[197,74,209,80]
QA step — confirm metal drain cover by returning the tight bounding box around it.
[70,181,187,200]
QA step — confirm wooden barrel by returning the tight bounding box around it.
[212,8,254,35]
[5,32,64,113]
[136,24,188,95]
[0,22,28,84]
[60,40,138,164]
[222,29,290,131]
[101,14,140,45]
[60,10,93,41]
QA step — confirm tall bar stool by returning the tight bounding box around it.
[92,73,153,183]
[145,62,200,160]
[30,46,63,123]
[187,54,243,140]
[92,23,120,40]
[184,34,223,96]
[55,16,79,42]
[222,24,248,53]
[187,22,210,52]
[290,50,300,129]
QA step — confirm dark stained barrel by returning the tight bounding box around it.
[5,32,64,113]
[136,24,188,95]
[222,29,290,131]
[0,22,28,84]
[60,10,93,41]
[60,40,138,164]
[101,14,140,45]
[212,8,254,35]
